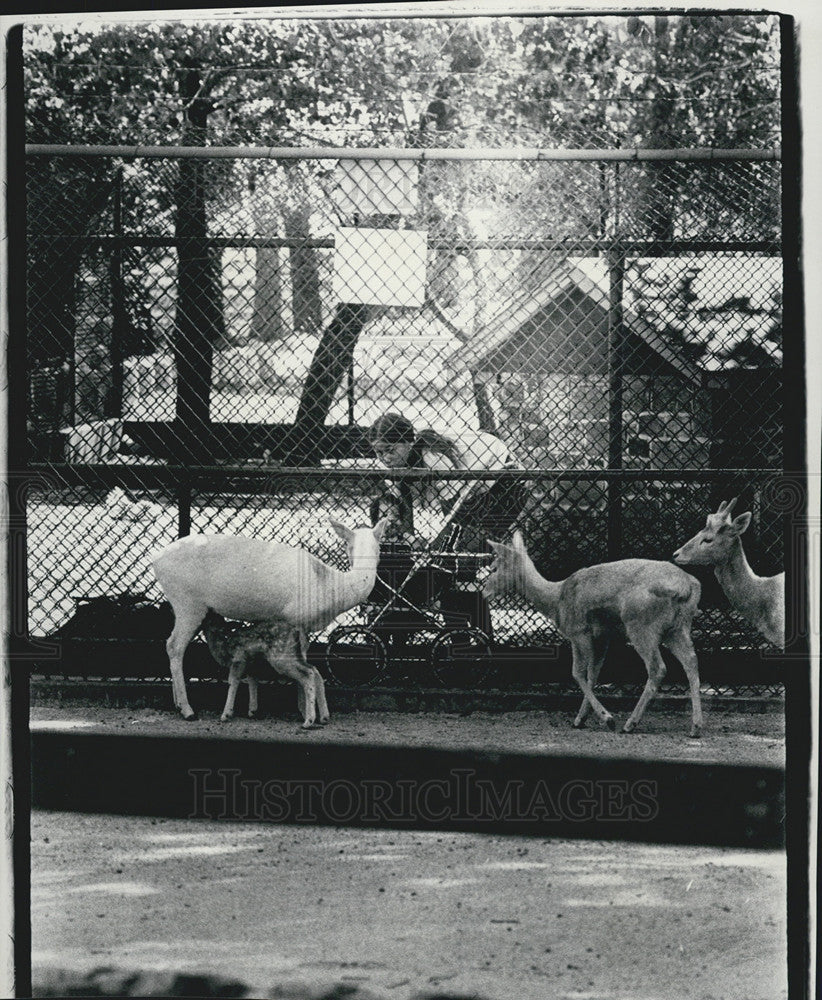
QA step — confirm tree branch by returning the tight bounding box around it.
[428,297,469,343]
[660,58,760,88]
[180,64,247,110]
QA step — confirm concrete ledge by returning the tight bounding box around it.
[31,727,785,848]
[20,636,789,688]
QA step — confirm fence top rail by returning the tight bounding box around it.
[31,234,781,256]
[25,144,781,163]
[25,463,784,483]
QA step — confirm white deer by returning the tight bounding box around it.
[152,518,388,723]
[482,531,704,737]
[673,497,785,650]
[201,612,329,727]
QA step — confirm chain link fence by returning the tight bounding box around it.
[23,144,784,692]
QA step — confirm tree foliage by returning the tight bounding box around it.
[24,14,780,255]
[23,14,782,449]
[24,14,779,148]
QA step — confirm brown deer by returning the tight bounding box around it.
[201,612,329,727]
[482,531,703,737]
[674,497,784,650]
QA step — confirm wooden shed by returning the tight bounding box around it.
[446,258,707,469]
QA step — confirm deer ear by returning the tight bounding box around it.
[329,520,353,544]
[511,530,526,551]
[488,539,515,559]
[731,511,752,535]
[372,517,390,543]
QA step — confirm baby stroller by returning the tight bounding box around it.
[325,473,526,689]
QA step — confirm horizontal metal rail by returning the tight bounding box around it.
[26,144,781,162]
[22,463,785,492]
[28,234,781,255]
[25,463,785,481]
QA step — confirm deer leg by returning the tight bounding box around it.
[165,604,206,720]
[271,643,317,729]
[573,635,610,728]
[570,637,615,731]
[622,632,667,734]
[296,630,328,724]
[220,654,246,722]
[663,628,703,738]
[313,667,330,725]
[297,667,317,729]
[247,676,259,719]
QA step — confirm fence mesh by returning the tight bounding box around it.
[23,146,785,690]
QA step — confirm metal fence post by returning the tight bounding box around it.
[6,28,33,997]
[347,355,355,425]
[607,246,625,560]
[107,165,125,419]
[177,475,192,538]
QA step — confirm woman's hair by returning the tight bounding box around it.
[409,428,462,468]
[370,412,462,468]
[369,412,415,445]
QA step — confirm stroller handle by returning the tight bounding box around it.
[393,480,496,593]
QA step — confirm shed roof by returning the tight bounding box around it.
[446,258,702,381]
[445,255,781,378]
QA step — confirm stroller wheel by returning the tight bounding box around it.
[325,626,387,687]
[429,627,492,689]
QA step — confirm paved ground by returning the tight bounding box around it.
[29,700,786,767]
[31,811,786,1000]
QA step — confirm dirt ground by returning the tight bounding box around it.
[30,697,786,768]
[31,810,787,1000]
[29,697,787,999]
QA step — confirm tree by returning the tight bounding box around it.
[24,13,780,459]
[172,64,226,459]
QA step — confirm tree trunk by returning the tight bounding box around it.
[28,160,114,439]
[285,204,322,335]
[74,263,112,424]
[285,301,369,463]
[251,246,286,343]
[644,16,676,242]
[173,70,223,462]
[28,238,77,364]
[249,166,287,344]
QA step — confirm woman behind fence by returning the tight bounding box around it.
[368,412,523,639]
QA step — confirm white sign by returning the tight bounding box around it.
[333,227,428,308]
[336,159,419,217]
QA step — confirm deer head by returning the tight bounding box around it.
[481,530,530,599]
[330,518,389,569]
[673,498,753,566]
